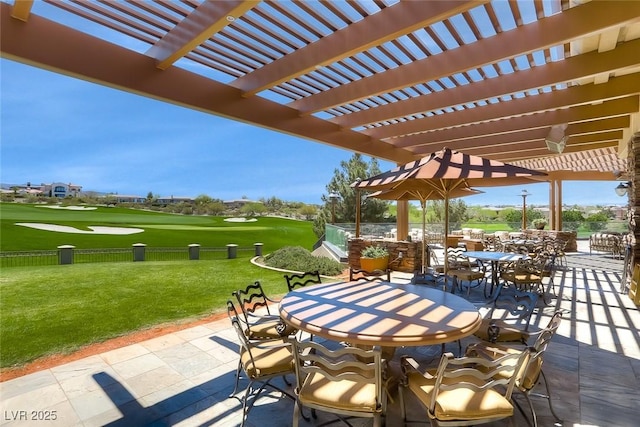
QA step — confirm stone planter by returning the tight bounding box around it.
[360,256,388,271]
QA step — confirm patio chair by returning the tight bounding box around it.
[473,284,539,345]
[233,281,289,340]
[499,252,548,296]
[445,249,488,298]
[399,348,533,426]
[290,338,387,427]
[226,300,297,427]
[465,311,564,427]
[284,270,321,292]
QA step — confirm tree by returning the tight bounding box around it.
[562,209,585,231]
[298,204,317,220]
[428,199,469,231]
[261,196,284,212]
[145,191,157,205]
[313,154,389,237]
[585,212,609,232]
[207,201,226,215]
[241,202,266,217]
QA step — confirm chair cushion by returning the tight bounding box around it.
[492,346,543,391]
[449,269,484,281]
[245,319,282,339]
[240,344,293,379]
[299,372,379,412]
[471,344,543,392]
[407,371,513,421]
[474,319,527,343]
[501,271,541,284]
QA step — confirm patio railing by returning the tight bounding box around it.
[324,220,629,251]
[0,243,262,268]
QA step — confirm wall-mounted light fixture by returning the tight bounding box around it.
[328,192,340,224]
[615,182,631,197]
[545,124,568,154]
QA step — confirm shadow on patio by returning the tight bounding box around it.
[1,251,638,427]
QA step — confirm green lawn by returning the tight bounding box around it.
[0,203,316,251]
[0,259,306,369]
[0,202,322,369]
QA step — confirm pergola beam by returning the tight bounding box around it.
[290,0,640,115]
[233,1,485,97]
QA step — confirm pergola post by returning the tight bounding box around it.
[396,200,409,241]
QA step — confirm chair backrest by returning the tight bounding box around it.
[349,267,391,282]
[233,281,275,318]
[429,349,533,415]
[532,310,563,351]
[446,247,474,269]
[284,271,321,292]
[290,339,384,409]
[226,300,253,359]
[518,311,563,391]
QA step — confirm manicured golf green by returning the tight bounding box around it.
[0,203,316,251]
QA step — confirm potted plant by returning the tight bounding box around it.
[360,245,389,271]
[532,218,547,230]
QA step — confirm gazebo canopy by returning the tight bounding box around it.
[1,0,638,178]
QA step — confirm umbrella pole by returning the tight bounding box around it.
[444,196,449,276]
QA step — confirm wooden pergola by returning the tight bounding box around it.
[2,0,639,239]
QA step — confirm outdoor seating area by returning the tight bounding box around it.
[3,3,640,426]
[589,232,628,259]
[2,244,638,427]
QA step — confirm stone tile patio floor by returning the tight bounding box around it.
[1,243,639,427]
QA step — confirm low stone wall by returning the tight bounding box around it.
[348,238,423,273]
[524,230,577,252]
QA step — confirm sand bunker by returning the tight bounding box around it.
[37,205,97,210]
[224,217,257,223]
[16,223,144,235]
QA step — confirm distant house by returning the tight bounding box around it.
[112,194,146,204]
[41,182,82,198]
[1,182,81,198]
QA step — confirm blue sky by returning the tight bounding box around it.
[0,0,627,209]
[0,58,626,207]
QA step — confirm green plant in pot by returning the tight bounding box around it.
[532,218,547,230]
[360,245,389,271]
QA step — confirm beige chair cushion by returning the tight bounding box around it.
[299,372,379,412]
[471,344,543,392]
[474,318,527,343]
[240,344,293,379]
[244,319,282,339]
[449,268,485,281]
[501,271,541,284]
[407,370,514,421]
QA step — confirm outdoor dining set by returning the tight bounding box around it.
[225,237,565,427]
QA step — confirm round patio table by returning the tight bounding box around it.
[278,280,481,348]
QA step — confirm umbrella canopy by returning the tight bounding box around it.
[368,184,482,274]
[353,147,547,274]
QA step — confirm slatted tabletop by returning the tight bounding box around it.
[279,281,481,347]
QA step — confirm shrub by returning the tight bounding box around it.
[531,218,547,229]
[264,246,344,276]
[360,245,389,258]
